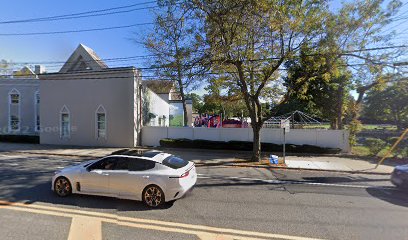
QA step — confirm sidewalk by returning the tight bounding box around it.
[0,142,121,158]
[0,142,396,174]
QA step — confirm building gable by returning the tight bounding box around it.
[59,44,108,73]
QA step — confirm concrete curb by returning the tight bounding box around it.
[228,164,391,175]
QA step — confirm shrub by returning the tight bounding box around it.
[0,135,39,144]
[159,138,341,154]
[365,138,387,156]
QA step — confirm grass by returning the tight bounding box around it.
[352,145,407,159]
[361,124,397,131]
[351,146,371,156]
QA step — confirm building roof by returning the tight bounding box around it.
[143,80,175,94]
[59,44,108,73]
[11,66,37,79]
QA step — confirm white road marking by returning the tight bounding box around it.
[197,174,394,189]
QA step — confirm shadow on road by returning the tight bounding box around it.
[302,176,389,184]
[5,181,175,211]
[366,187,408,208]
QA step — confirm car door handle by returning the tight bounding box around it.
[143,176,149,179]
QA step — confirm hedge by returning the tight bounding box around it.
[0,135,39,144]
[159,138,341,154]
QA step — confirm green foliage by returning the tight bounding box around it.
[348,119,363,146]
[185,93,204,113]
[280,45,352,127]
[365,138,388,156]
[363,80,408,129]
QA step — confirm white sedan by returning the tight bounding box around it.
[51,151,197,207]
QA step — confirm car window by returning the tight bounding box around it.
[89,157,117,171]
[129,158,155,171]
[143,151,162,158]
[162,156,188,169]
[113,157,129,170]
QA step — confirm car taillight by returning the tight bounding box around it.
[180,170,190,178]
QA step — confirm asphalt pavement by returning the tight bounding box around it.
[0,152,407,240]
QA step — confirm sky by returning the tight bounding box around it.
[0,0,156,72]
[0,0,407,91]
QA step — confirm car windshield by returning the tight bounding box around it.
[162,156,189,169]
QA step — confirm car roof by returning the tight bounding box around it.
[108,152,172,164]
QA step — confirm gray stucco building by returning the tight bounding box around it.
[0,44,192,147]
[0,67,40,136]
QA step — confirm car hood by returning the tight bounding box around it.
[395,164,408,172]
[59,159,97,173]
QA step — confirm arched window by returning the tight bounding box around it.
[96,105,106,139]
[60,106,70,139]
[8,89,20,132]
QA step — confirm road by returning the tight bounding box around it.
[0,152,407,240]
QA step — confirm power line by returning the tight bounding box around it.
[6,45,407,66]
[0,22,154,36]
[0,1,158,24]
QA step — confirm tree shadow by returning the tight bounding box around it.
[302,176,390,184]
[366,187,408,208]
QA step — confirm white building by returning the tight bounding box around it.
[0,44,192,147]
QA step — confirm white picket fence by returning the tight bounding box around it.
[141,126,350,152]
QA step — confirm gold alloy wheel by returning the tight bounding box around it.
[54,177,72,197]
[143,186,164,207]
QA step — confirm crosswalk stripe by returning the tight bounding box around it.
[68,216,102,240]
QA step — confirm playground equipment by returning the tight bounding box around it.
[263,110,327,129]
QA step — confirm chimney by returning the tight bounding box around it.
[34,65,46,74]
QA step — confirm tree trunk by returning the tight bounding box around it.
[182,98,188,127]
[337,82,344,129]
[330,118,337,130]
[251,124,261,162]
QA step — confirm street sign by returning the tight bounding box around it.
[280,119,290,132]
[280,119,290,164]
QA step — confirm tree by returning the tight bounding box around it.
[320,0,405,125]
[280,45,352,129]
[144,0,207,126]
[192,0,328,161]
[185,93,204,113]
[363,80,408,130]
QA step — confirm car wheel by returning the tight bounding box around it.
[54,177,72,197]
[142,185,165,207]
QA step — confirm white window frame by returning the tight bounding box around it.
[95,105,107,139]
[8,88,21,132]
[60,105,71,139]
[34,91,40,132]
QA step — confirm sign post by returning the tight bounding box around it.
[280,119,290,163]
